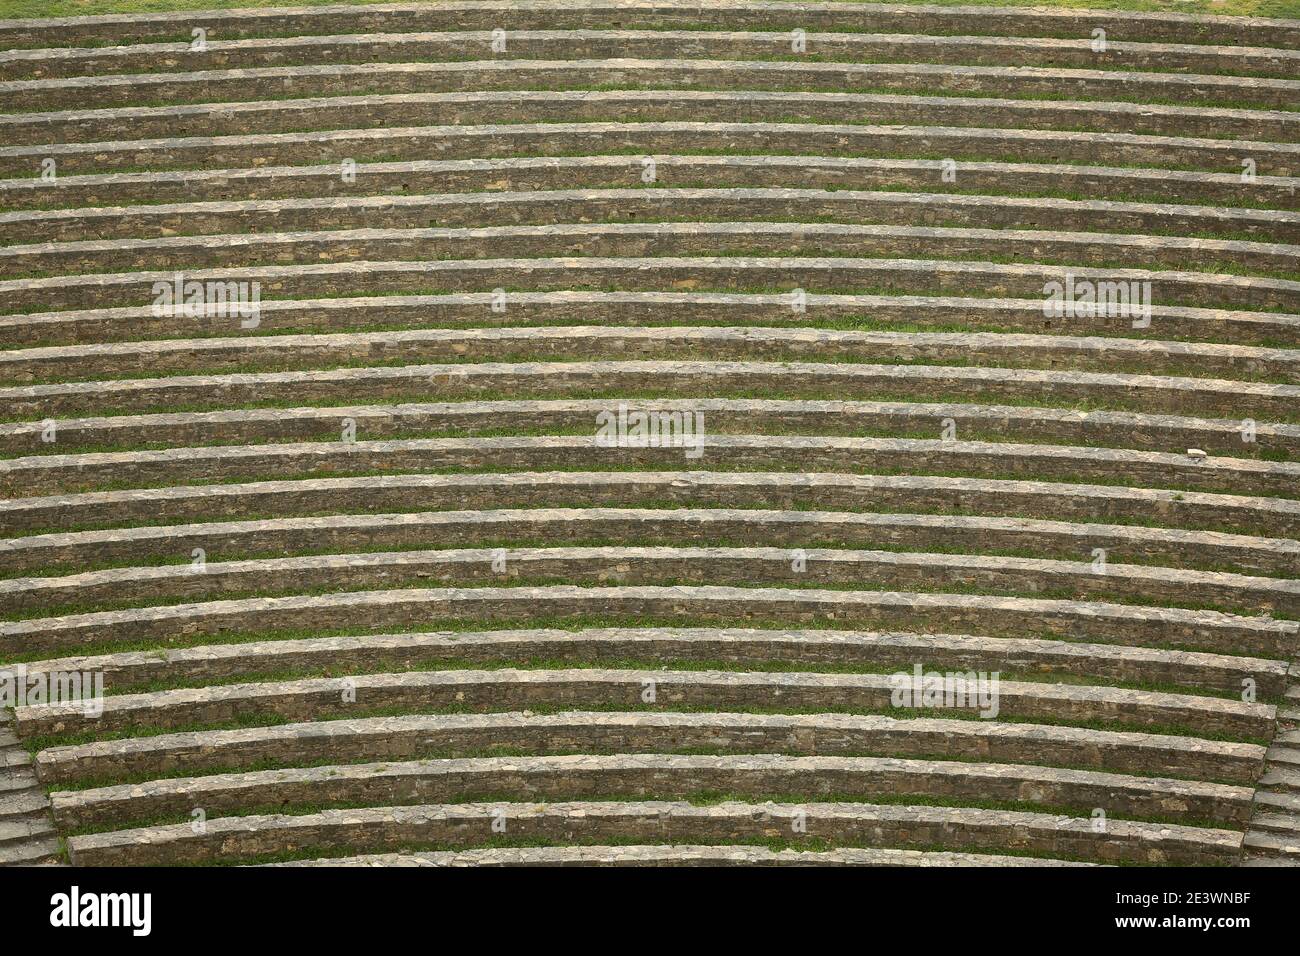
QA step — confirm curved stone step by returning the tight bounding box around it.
[7,328,1299,388]
[4,400,1298,465]
[19,667,1273,740]
[4,156,1295,214]
[20,626,1290,698]
[68,797,1242,866]
[6,30,1297,82]
[8,363,1300,429]
[6,472,1296,540]
[32,710,1266,787]
[1242,829,1300,857]
[3,1,1292,51]
[11,188,1294,247]
[6,504,1296,581]
[0,834,60,865]
[263,844,1094,867]
[6,222,1295,282]
[5,257,1293,317]
[5,125,1295,192]
[4,544,1298,620]
[8,293,1297,351]
[46,753,1257,832]
[4,583,1292,660]
[4,433,1298,501]
[5,59,1296,117]
[4,93,1295,155]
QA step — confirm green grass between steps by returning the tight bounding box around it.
[25,697,1271,755]
[12,458,1295,505]
[4,176,1297,216]
[71,653,1281,702]
[7,568,1293,626]
[1,0,1297,26]
[6,421,1293,462]
[55,785,1245,842]
[39,732,1262,793]
[0,609,1286,666]
[6,525,1292,581]
[3,488,1286,542]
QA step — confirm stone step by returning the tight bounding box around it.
[9,362,1300,434]
[75,790,1241,864]
[1245,811,1300,834]
[1243,829,1300,857]
[4,581,1294,661]
[4,432,1298,504]
[5,30,1296,83]
[5,221,1295,285]
[1254,790,1300,813]
[16,665,1275,740]
[266,843,1094,868]
[7,293,1295,354]
[1239,852,1300,865]
[1264,744,1300,766]
[1259,765,1300,790]
[7,180,1289,247]
[20,625,1290,700]
[5,59,1295,116]
[5,501,1296,585]
[8,184,1296,247]
[3,156,1295,215]
[4,543,1298,624]
[3,91,1295,156]
[0,815,53,845]
[8,326,1300,388]
[33,709,1265,788]
[0,749,31,770]
[5,397,1300,467]
[5,119,1295,186]
[48,754,1255,834]
[0,788,49,819]
[0,834,61,865]
[5,255,1293,319]
[2,1,1293,51]
[2,472,1299,542]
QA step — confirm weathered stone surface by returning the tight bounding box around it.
[4,543,1298,619]
[5,503,1297,579]
[70,796,1244,865]
[16,666,1276,738]
[8,187,1296,246]
[8,582,1293,658]
[6,325,1300,385]
[4,255,1293,317]
[5,220,1296,281]
[5,58,1295,115]
[4,116,1294,179]
[47,753,1257,832]
[262,843,1096,867]
[4,1,1294,50]
[20,626,1290,697]
[4,433,1298,500]
[34,710,1266,786]
[2,157,1295,215]
[5,471,1298,540]
[6,29,1297,82]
